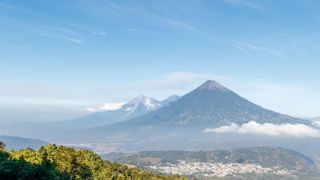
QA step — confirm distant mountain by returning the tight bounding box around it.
[0,135,48,150]
[67,95,162,128]
[160,95,180,106]
[63,95,181,129]
[104,146,319,178]
[0,95,164,138]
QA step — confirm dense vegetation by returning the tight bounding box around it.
[0,142,186,180]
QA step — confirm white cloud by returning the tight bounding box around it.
[204,121,320,138]
[313,121,320,128]
[86,102,126,112]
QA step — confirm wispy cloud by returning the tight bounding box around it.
[0,2,106,44]
[204,121,320,138]
[232,41,283,57]
[0,2,35,14]
[222,0,263,10]
[50,26,80,36]
[33,25,85,44]
[78,0,210,38]
[92,31,107,36]
[162,18,198,32]
[39,32,84,44]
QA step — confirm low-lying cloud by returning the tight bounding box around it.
[313,121,320,128]
[87,102,126,112]
[204,121,320,138]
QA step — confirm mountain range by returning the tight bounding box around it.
[1,80,319,168]
[59,80,319,169]
[75,80,310,139]
[2,80,315,140]
[77,94,181,127]
[104,80,307,128]
[0,135,48,151]
[61,95,165,129]
[0,94,180,137]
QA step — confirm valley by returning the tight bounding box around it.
[104,147,320,179]
[1,80,320,179]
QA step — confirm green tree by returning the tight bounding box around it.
[0,143,187,180]
[0,142,5,151]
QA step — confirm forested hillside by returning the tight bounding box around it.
[0,142,185,180]
[105,147,320,179]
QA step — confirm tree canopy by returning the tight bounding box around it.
[0,142,186,180]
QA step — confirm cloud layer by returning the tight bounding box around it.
[313,121,320,128]
[87,102,126,112]
[204,121,320,138]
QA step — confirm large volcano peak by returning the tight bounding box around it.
[197,80,230,92]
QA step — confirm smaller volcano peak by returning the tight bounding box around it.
[128,95,157,104]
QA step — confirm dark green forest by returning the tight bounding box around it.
[0,142,186,180]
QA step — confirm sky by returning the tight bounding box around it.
[0,0,320,123]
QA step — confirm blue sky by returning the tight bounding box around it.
[0,0,320,123]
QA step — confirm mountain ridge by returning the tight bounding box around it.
[0,135,48,150]
[66,95,167,128]
[103,146,319,178]
[104,146,317,172]
[93,80,308,130]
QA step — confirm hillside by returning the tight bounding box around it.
[0,142,186,180]
[104,146,319,179]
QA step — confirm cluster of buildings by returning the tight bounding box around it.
[149,160,291,177]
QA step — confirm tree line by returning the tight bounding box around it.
[0,142,186,180]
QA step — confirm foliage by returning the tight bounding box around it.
[0,142,186,180]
